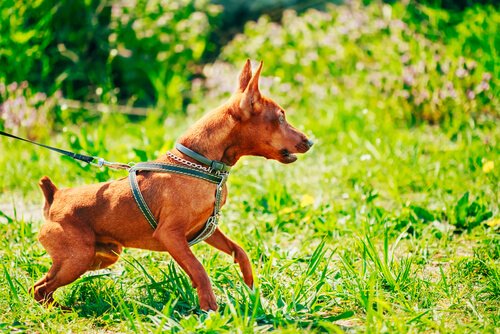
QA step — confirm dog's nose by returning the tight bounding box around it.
[296,138,314,152]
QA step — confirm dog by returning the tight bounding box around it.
[32,60,313,311]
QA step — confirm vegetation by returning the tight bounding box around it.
[0,0,498,332]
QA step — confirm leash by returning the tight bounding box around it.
[0,130,131,170]
[0,129,230,246]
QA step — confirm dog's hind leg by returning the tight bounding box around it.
[32,221,96,305]
[204,228,254,289]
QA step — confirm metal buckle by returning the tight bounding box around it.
[91,157,105,168]
[210,160,225,171]
[91,157,133,170]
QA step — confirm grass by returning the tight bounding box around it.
[0,1,498,332]
[0,101,498,333]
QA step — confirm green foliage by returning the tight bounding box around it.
[452,192,493,231]
[413,0,498,11]
[404,192,493,235]
[221,2,498,127]
[0,0,221,110]
[0,0,499,332]
[0,81,61,138]
[108,0,221,110]
[401,3,499,82]
[0,0,111,100]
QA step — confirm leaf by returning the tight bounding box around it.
[474,209,493,225]
[3,265,19,303]
[454,192,470,226]
[324,310,355,322]
[306,239,328,276]
[133,148,148,161]
[0,209,14,223]
[410,205,435,222]
[277,295,285,309]
[11,30,36,44]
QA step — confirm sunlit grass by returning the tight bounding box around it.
[0,1,498,332]
[0,103,498,332]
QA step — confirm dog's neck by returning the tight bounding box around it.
[171,102,243,167]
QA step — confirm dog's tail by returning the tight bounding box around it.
[39,176,57,218]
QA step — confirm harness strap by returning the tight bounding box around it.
[128,162,228,246]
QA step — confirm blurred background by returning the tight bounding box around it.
[1,0,497,197]
[0,0,498,255]
[1,0,497,130]
[0,1,499,331]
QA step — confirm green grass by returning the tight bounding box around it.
[0,1,499,332]
[0,102,498,332]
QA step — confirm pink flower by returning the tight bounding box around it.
[455,68,468,78]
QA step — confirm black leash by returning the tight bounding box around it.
[0,130,130,169]
[0,130,94,163]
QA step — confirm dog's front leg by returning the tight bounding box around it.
[154,228,217,311]
[205,228,254,289]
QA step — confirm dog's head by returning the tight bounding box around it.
[231,60,313,164]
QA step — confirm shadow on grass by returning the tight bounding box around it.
[54,243,356,332]
[64,261,198,320]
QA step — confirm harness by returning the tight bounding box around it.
[128,143,230,246]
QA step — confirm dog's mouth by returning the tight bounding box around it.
[279,149,298,163]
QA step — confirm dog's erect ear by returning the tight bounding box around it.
[246,61,263,96]
[238,59,252,92]
[239,61,263,113]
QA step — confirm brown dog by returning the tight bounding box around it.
[32,60,312,311]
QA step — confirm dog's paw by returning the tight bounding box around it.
[198,291,218,311]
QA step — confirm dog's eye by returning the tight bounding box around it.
[278,113,285,124]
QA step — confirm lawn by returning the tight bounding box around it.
[0,1,498,333]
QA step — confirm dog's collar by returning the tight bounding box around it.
[176,143,231,173]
